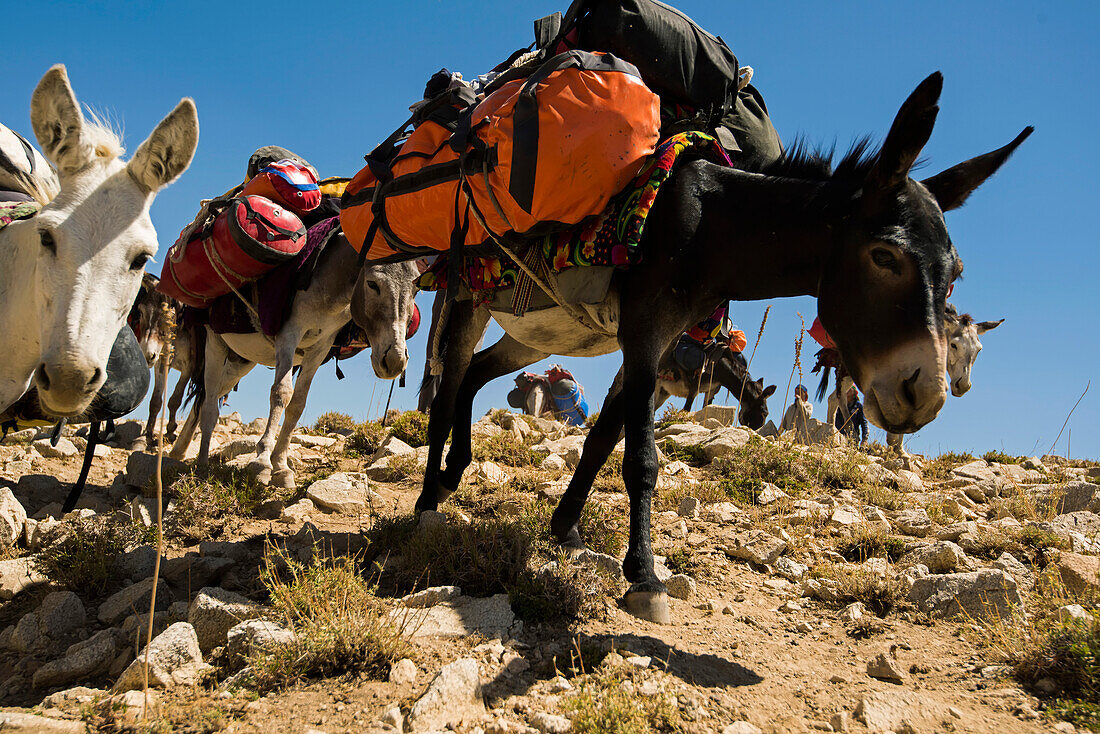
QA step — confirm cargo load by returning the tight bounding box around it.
[534,0,783,168]
[340,49,660,262]
[158,195,307,308]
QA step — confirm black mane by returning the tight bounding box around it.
[748,137,882,184]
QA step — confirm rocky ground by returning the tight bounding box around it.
[0,405,1097,733]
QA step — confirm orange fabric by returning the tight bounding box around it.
[465,64,660,238]
[729,329,747,353]
[341,56,660,261]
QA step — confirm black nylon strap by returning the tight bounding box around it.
[239,198,306,240]
[14,131,37,174]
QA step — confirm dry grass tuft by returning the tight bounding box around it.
[981,575,1100,729]
[812,562,906,617]
[168,465,274,538]
[34,517,152,598]
[923,451,977,481]
[564,667,681,734]
[244,547,411,693]
[656,406,692,430]
[472,433,542,467]
[835,524,906,563]
[710,436,867,498]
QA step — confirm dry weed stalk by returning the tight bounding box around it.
[143,302,175,717]
[782,312,807,413]
[737,305,771,408]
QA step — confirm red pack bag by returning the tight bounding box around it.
[158,195,307,308]
[240,159,321,215]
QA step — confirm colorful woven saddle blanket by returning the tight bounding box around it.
[416,131,731,297]
[0,200,39,229]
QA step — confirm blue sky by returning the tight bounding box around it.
[5,1,1097,459]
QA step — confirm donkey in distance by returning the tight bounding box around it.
[0,65,197,418]
[417,72,1031,623]
[886,304,1003,455]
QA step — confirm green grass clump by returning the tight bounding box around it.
[659,439,707,466]
[655,406,692,430]
[836,525,906,563]
[388,411,429,448]
[983,449,1022,464]
[313,411,356,434]
[244,548,410,693]
[34,518,147,597]
[564,668,681,734]
[473,433,542,467]
[346,420,387,457]
[169,465,272,537]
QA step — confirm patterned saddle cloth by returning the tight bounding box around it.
[416,131,731,300]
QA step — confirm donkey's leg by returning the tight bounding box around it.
[618,300,691,624]
[552,369,625,548]
[249,327,303,484]
[145,354,167,444]
[417,302,490,513]
[440,334,548,492]
[165,370,189,442]
[886,432,909,457]
[170,403,199,460]
[268,336,336,489]
[197,335,253,468]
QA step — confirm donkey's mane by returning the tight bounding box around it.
[956,313,974,327]
[748,137,881,184]
[83,109,125,165]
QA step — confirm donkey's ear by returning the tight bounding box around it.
[866,72,942,192]
[127,98,198,194]
[976,318,1004,334]
[922,127,1033,211]
[762,384,777,399]
[30,65,94,176]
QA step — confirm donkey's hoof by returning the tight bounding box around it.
[271,469,296,490]
[623,589,671,624]
[554,526,586,550]
[246,460,272,485]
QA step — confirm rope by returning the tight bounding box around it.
[200,236,262,321]
[428,297,450,376]
[737,66,754,92]
[463,163,612,336]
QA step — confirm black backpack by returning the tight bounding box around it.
[534,0,783,169]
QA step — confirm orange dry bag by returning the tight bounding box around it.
[341,50,660,262]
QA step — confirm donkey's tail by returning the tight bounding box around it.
[182,324,206,410]
[815,367,831,403]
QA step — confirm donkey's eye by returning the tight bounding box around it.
[130,253,151,271]
[870,248,899,272]
[950,343,959,351]
[40,230,56,254]
[367,281,382,294]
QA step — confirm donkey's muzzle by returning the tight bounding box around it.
[34,360,105,416]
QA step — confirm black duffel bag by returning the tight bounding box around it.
[535,0,783,169]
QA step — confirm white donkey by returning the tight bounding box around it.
[886,305,1003,454]
[0,66,197,418]
[171,234,418,489]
